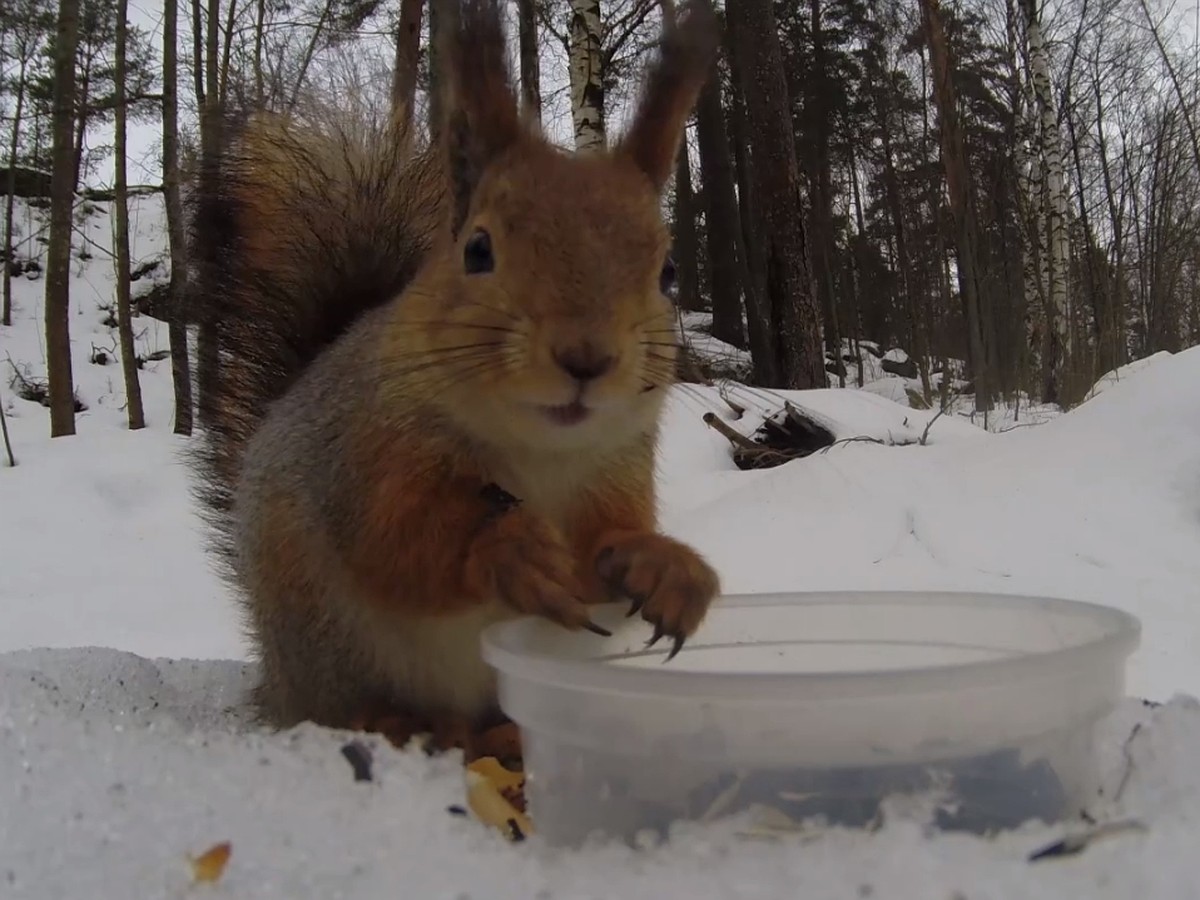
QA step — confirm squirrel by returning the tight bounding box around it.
[189,0,722,759]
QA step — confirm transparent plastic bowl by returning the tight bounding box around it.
[481,591,1141,847]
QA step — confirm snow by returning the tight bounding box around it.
[2,650,1199,898]
[4,196,1200,896]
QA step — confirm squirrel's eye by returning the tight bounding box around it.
[659,256,678,296]
[464,228,494,275]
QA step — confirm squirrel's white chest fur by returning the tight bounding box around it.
[358,449,604,719]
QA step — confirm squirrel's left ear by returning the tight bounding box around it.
[438,0,523,235]
[616,0,720,193]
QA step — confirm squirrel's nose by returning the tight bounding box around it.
[554,342,616,383]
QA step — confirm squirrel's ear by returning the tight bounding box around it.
[616,0,719,193]
[439,0,522,235]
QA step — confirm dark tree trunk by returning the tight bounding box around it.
[673,142,701,311]
[196,0,222,425]
[728,0,825,389]
[695,66,746,348]
[45,0,81,437]
[114,0,145,430]
[878,90,932,399]
[392,0,423,126]
[726,23,772,383]
[191,0,205,106]
[804,0,843,384]
[164,0,194,434]
[517,0,541,120]
[427,0,444,139]
[919,0,991,411]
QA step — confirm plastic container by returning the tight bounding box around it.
[481,591,1141,847]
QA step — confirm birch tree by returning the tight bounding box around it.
[1021,0,1070,402]
[568,0,605,150]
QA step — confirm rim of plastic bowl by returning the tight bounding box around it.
[480,590,1142,702]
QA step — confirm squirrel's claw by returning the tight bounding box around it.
[645,621,686,661]
[597,531,719,664]
[582,618,613,638]
[645,620,665,648]
[666,634,686,662]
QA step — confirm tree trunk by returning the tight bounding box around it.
[1066,107,1104,369]
[804,0,843,385]
[877,81,931,400]
[196,0,222,425]
[846,148,867,389]
[517,0,541,121]
[45,0,81,437]
[113,0,145,430]
[728,0,825,389]
[3,55,28,328]
[1022,0,1069,404]
[1092,65,1126,368]
[164,0,194,435]
[427,0,444,138]
[919,0,991,411]
[1010,10,1044,395]
[725,20,772,384]
[391,0,423,126]
[191,0,206,106]
[253,0,266,105]
[70,64,90,191]
[694,67,746,348]
[568,0,604,151]
[672,141,701,311]
[219,0,239,106]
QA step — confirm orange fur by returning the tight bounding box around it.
[192,0,723,742]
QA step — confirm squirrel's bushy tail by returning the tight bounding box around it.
[187,106,444,564]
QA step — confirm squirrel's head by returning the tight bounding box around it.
[405,0,718,452]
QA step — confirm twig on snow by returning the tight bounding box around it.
[919,405,948,446]
[0,388,15,467]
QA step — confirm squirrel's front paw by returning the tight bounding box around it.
[595,533,720,660]
[466,510,609,636]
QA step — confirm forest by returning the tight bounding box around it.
[2,0,1199,438]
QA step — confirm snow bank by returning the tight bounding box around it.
[2,647,1199,899]
[659,347,1200,702]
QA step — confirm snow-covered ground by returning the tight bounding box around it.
[4,197,1200,897]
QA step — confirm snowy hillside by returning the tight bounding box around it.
[4,197,1200,897]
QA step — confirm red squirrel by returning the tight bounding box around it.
[190,0,721,759]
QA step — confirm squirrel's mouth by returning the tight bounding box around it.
[539,401,592,426]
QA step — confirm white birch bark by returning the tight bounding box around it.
[568,0,605,152]
[1024,0,1072,367]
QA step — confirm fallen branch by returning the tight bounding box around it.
[702,411,758,450]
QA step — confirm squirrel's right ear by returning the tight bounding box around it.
[616,0,719,193]
[438,0,522,235]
